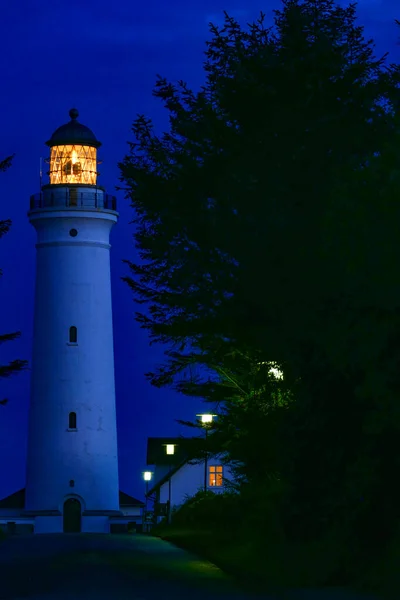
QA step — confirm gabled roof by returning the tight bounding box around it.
[0,488,144,509]
[0,488,25,509]
[119,490,144,507]
[146,435,207,496]
[147,458,189,496]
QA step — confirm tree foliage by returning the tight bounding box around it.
[0,155,28,405]
[119,0,397,382]
[119,0,400,580]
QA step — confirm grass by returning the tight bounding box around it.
[349,524,400,600]
[152,522,399,599]
[151,525,285,596]
[0,527,10,545]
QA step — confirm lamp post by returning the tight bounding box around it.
[143,470,153,533]
[164,443,176,524]
[197,414,216,493]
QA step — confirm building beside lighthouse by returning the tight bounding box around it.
[0,109,143,534]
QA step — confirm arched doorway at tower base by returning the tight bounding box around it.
[63,498,81,533]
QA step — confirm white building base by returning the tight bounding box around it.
[34,516,64,534]
[82,516,110,533]
[24,515,111,534]
[0,489,144,534]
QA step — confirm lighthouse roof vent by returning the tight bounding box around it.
[46,108,101,149]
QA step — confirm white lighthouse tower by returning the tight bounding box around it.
[24,108,122,534]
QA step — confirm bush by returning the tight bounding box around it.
[170,489,242,538]
[157,478,398,594]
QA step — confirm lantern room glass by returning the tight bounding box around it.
[49,144,97,185]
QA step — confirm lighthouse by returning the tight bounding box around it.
[24,109,122,533]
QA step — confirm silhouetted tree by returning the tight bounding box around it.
[119,0,400,576]
[119,0,396,391]
[0,155,28,405]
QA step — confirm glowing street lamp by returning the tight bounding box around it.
[163,443,177,523]
[197,413,216,425]
[196,414,217,492]
[143,471,153,533]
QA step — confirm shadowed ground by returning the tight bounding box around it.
[0,533,270,600]
[0,534,379,600]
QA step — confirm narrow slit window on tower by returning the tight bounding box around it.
[69,412,77,430]
[69,188,78,206]
[69,326,77,343]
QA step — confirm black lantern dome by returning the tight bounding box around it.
[46,108,101,148]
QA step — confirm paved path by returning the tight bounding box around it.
[0,534,379,600]
[0,533,268,600]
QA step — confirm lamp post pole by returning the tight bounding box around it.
[145,480,148,532]
[164,443,176,525]
[204,426,208,492]
[168,476,172,524]
[197,414,216,494]
[143,471,153,534]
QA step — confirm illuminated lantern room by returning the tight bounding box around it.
[46,108,101,186]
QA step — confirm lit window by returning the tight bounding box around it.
[166,444,175,455]
[49,144,97,185]
[69,412,77,429]
[69,326,77,343]
[209,465,223,487]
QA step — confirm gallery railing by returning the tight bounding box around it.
[30,188,117,211]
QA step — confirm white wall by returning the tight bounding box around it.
[159,460,234,509]
[119,507,142,517]
[25,207,120,514]
[82,516,109,533]
[0,510,35,532]
[153,465,172,488]
[0,508,24,518]
[111,518,141,528]
[34,516,63,533]
[0,518,34,526]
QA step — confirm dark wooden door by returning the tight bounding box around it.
[63,498,81,533]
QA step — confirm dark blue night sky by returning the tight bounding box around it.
[1,0,399,502]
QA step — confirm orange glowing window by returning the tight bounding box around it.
[49,144,97,185]
[208,465,223,487]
